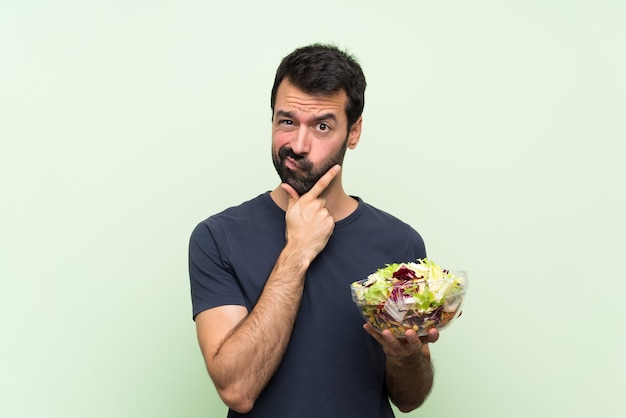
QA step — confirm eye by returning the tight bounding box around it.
[317,122,330,131]
[279,119,293,125]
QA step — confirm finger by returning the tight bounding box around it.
[419,328,439,344]
[381,329,402,346]
[303,164,341,200]
[403,329,421,345]
[428,328,439,343]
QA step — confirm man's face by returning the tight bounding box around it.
[271,79,360,196]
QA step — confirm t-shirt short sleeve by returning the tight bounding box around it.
[188,217,247,319]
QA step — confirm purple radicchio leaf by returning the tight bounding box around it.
[392,266,417,281]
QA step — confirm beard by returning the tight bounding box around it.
[272,137,348,196]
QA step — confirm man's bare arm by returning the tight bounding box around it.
[196,249,310,413]
[363,324,438,412]
[195,165,341,413]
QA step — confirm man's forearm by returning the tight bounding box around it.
[386,350,434,413]
[209,248,309,412]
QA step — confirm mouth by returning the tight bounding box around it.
[276,146,313,174]
[284,156,303,171]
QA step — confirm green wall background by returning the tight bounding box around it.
[2,1,624,417]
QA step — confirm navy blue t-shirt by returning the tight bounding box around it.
[189,192,426,418]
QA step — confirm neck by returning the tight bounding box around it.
[270,182,358,222]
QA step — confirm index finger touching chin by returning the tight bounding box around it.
[306,164,341,199]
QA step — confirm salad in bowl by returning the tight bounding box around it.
[351,258,468,337]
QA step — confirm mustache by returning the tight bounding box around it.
[278,147,304,160]
[278,147,312,169]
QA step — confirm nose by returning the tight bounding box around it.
[289,125,310,155]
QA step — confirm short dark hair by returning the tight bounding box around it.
[270,43,367,129]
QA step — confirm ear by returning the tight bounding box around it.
[347,117,362,150]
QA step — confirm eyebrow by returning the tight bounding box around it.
[275,110,338,123]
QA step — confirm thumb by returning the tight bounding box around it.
[280,183,300,208]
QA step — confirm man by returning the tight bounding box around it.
[189,43,438,417]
